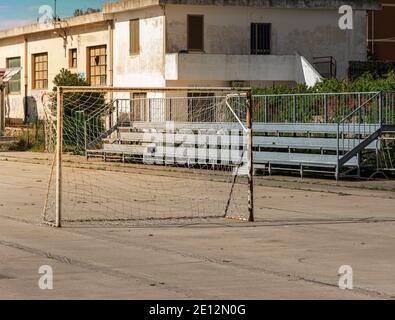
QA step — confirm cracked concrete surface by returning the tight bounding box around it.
[0,153,394,299]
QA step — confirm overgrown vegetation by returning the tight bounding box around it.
[253,71,395,95]
[251,72,395,124]
[73,8,100,17]
[349,60,395,80]
[6,121,46,152]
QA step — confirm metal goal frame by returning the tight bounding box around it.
[53,86,254,227]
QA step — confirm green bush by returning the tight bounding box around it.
[253,71,395,95]
[251,72,395,123]
[53,68,89,87]
[349,60,395,79]
[53,69,106,154]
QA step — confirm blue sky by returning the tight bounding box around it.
[0,0,118,30]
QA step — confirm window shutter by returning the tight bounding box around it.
[130,19,140,54]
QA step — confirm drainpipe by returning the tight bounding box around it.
[108,20,114,128]
[108,20,114,89]
[371,11,375,56]
[162,5,166,89]
[0,85,5,135]
[24,36,28,124]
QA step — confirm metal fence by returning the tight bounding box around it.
[114,96,246,124]
[69,91,395,161]
[110,92,395,125]
[252,92,386,124]
[381,91,395,125]
[336,91,395,170]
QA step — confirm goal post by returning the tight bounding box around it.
[246,89,254,222]
[48,86,254,227]
[55,87,63,227]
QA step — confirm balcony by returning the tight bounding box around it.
[165,52,321,86]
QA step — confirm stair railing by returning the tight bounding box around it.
[336,91,382,178]
[380,90,395,126]
[84,99,121,152]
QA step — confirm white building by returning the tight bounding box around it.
[0,0,381,123]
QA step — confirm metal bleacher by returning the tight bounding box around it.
[0,136,16,147]
[85,91,395,179]
[251,123,380,177]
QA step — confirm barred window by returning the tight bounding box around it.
[251,23,271,55]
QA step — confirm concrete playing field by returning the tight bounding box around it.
[1,152,395,299]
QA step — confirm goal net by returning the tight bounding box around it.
[43,87,253,227]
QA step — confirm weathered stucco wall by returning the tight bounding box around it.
[0,23,109,120]
[113,6,166,89]
[102,0,381,12]
[27,24,109,91]
[160,0,380,10]
[112,6,166,121]
[0,37,25,119]
[166,53,297,81]
[0,1,373,121]
[165,5,367,79]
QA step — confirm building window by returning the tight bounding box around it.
[6,57,21,93]
[32,53,48,90]
[88,45,107,86]
[251,23,271,55]
[187,15,204,52]
[131,92,148,121]
[188,92,215,122]
[130,19,140,55]
[69,48,77,68]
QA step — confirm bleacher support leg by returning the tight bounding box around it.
[357,152,361,178]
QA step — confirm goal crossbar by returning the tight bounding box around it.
[58,86,252,94]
